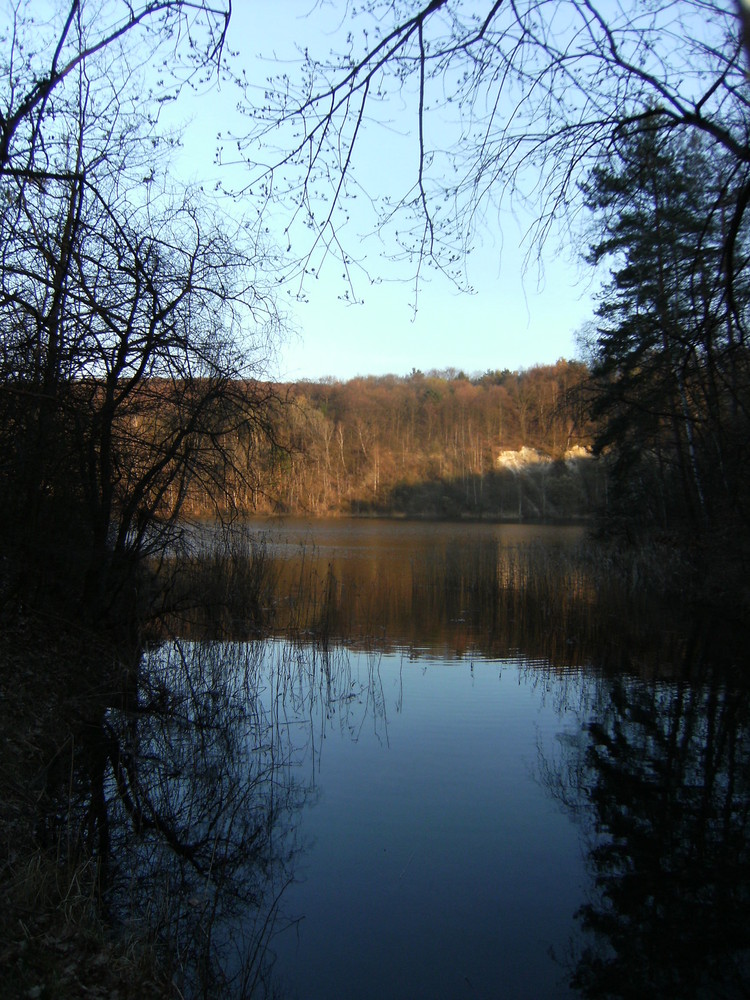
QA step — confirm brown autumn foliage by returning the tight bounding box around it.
[176,360,602,520]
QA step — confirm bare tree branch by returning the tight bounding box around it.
[235,1,750,298]
[0,1,231,181]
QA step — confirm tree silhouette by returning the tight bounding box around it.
[0,1,281,626]
[582,126,750,537]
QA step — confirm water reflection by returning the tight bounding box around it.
[40,638,381,998]
[540,618,750,998]
[207,519,689,671]
[35,521,750,998]
[103,642,308,996]
[262,520,589,659]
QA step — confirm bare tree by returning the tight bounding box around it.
[0,1,283,625]
[0,0,231,185]
[237,1,749,301]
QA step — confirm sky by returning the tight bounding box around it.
[169,1,597,382]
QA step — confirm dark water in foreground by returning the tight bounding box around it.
[96,520,750,998]
[268,649,589,999]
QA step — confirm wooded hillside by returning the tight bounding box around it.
[204,360,603,520]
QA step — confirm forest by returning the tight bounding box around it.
[194,361,601,520]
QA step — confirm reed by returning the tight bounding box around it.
[152,521,278,639]
[482,538,694,668]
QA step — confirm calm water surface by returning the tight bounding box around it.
[267,649,589,1000]
[236,520,748,999]
[256,518,586,657]
[102,519,749,999]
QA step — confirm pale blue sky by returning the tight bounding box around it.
[169,1,596,381]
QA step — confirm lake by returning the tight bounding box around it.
[105,519,750,998]
[266,646,590,999]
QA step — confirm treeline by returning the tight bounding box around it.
[195,360,603,520]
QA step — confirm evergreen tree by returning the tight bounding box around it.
[583,126,750,540]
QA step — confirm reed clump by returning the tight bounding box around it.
[486,538,695,668]
[270,534,697,667]
[153,522,278,639]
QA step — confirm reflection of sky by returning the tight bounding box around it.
[165,2,595,381]
[271,649,588,1000]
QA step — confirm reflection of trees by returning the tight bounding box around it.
[543,622,750,998]
[41,641,310,997]
[259,534,694,669]
[37,635,385,998]
[108,641,311,997]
